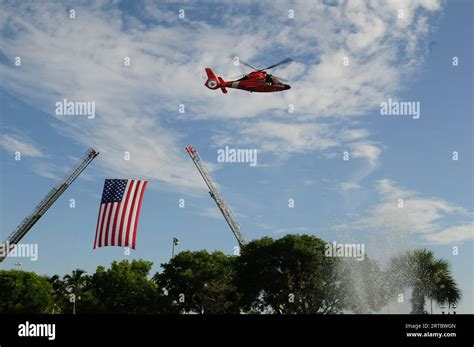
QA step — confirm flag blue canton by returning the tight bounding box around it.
[101,179,128,203]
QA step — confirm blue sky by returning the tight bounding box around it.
[0,0,472,313]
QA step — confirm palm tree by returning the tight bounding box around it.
[409,249,433,313]
[63,269,87,314]
[48,274,67,314]
[430,270,461,313]
[426,258,447,313]
[387,249,460,314]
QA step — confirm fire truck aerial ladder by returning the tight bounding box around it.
[185,146,248,248]
[0,148,99,263]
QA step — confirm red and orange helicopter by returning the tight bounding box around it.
[204,58,293,94]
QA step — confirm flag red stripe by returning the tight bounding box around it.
[125,180,142,247]
[94,179,147,250]
[104,203,114,246]
[101,204,112,248]
[112,183,129,246]
[118,180,135,247]
[132,181,147,249]
[93,204,104,249]
[110,202,121,246]
[98,204,106,247]
[98,203,109,248]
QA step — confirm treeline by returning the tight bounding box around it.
[0,234,461,314]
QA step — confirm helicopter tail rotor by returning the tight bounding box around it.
[204,68,227,94]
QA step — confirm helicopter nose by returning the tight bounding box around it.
[284,84,291,90]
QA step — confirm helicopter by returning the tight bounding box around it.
[204,58,293,94]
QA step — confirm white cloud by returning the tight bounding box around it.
[31,162,61,181]
[239,121,339,154]
[348,142,382,166]
[0,2,204,191]
[0,0,444,191]
[341,179,473,245]
[256,222,309,235]
[182,0,440,163]
[425,223,474,245]
[335,141,382,192]
[339,128,370,142]
[341,182,361,191]
[197,206,222,220]
[273,226,310,235]
[0,133,44,158]
[230,121,382,172]
[377,178,416,199]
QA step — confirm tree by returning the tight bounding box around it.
[386,249,461,314]
[63,269,88,314]
[84,259,162,314]
[235,234,349,314]
[48,274,68,314]
[156,250,240,314]
[428,260,461,313]
[0,270,53,313]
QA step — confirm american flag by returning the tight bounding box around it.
[94,179,148,249]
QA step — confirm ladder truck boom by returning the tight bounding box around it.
[185,146,248,247]
[0,148,99,263]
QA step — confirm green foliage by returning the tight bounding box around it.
[0,238,460,315]
[48,274,68,314]
[235,234,348,314]
[156,250,240,314]
[83,259,163,314]
[386,249,461,314]
[62,269,88,314]
[0,270,53,314]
